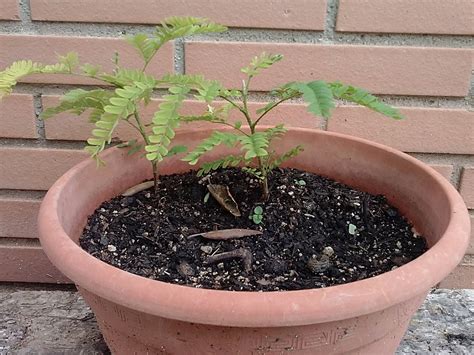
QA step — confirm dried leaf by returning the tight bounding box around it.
[187,228,262,240]
[207,184,241,216]
[122,181,154,196]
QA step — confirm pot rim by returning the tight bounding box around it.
[38,128,470,327]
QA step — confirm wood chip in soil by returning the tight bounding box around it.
[80,168,427,291]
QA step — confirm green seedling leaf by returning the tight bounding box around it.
[252,214,263,225]
[295,179,306,186]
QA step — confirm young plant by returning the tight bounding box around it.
[157,53,402,200]
[0,17,227,193]
[250,206,264,225]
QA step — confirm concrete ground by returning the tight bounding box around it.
[0,285,472,354]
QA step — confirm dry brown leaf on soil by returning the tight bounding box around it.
[187,229,262,240]
[207,184,241,216]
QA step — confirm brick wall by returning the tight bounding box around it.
[0,0,472,287]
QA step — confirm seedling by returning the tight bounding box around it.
[295,179,307,186]
[250,206,264,225]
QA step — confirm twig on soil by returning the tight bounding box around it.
[122,181,155,196]
[204,248,253,272]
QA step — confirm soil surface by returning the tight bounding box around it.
[80,168,427,291]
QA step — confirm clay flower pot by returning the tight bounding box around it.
[38,128,470,354]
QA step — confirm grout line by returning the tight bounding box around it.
[0,22,472,48]
[11,84,473,110]
[323,0,340,41]
[18,0,32,24]
[0,138,87,150]
[0,238,41,247]
[174,38,185,75]
[33,93,46,139]
[455,166,465,191]
[0,189,46,199]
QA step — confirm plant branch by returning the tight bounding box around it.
[253,94,300,128]
[218,95,247,116]
[241,78,254,131]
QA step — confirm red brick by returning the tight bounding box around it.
[0,0,20,20]
[337,0,473,35]
[0,196,41,239]
[0,94,37,138]
[0,239,69,283]
[327,107,474,154]
[0,35,174,85]
[429,164,454,182]
[43,96,322,141]
[438,256,474,289]
[30,0,327,30]
[0,147,88,190]
[460,167,474,209]
[185,42,472,97]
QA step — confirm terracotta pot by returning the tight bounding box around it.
[38,128,470,354]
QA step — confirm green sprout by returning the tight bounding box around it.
[249,206,264,225]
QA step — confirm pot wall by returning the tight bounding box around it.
[79,287,428,354]
[38,128,470,354]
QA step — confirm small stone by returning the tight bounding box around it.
[396,241,403,249]
[200,246,213,254]
[99,236,109,246]
[307,255,331,274]
[322,246,334,257]
[348,223,357,235]
[177,261,195,278]
[256,279,272,286]
[107,245,117,252]
[387,208,397,217]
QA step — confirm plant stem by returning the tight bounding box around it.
[133,111,159,195]
[257,157,269,201]
[219,95,249,119]
[242,76,269,200]
[241,78,254,129]
[252,93,299,129]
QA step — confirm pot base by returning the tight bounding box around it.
[79,287,427,354]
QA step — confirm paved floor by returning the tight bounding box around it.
[0,285,472,354]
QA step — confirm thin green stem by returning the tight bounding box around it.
[213,120,251,137]
[218,95,248,117]
[133,111,159,195]
[241,78,254,131]
[253,94,299,128]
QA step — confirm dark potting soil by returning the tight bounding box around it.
[80,168,427,291]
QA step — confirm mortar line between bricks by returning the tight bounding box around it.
[451,165,464,190]
[10,84,473,110]
[18,0,32,24]
[33,94,46,140]
[0,23,472,48]
[174,38,185,75]
[0,238,41,247]
[324,0,340,40]
[0,138,86,150]
[0,189,46,199]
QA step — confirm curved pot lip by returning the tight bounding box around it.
[38,128,470,327]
